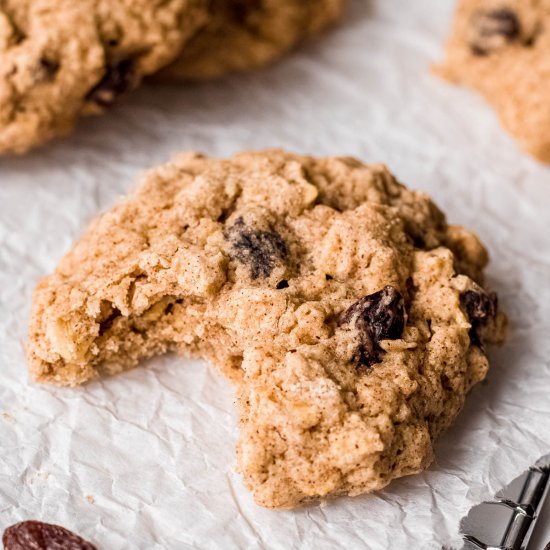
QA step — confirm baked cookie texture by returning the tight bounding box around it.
[0,0,208,154]
[437,0,550,162]
[158,0,347,80]
[28,150,506,508]
[0,0,345,153]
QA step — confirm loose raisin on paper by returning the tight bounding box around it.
[3,520,97,550]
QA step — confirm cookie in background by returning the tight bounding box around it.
[0,0,208,154]
[0,0,346,155]
[158,0,347,80]
[437,0,550,162]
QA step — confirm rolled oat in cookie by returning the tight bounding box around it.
[0,0,208,154]
[27,149,507,508]
[436,0,550,162]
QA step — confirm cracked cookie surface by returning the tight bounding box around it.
[27,149,506,507]
[158,0,346,80]
[0,0,208,153]
[437,0,550,162]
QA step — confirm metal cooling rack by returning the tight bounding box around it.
[460,460,550,550]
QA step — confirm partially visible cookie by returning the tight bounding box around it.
[27,150,506,507]
[0,0,208,154]
[158,0,346,80]
[437,0,550,162]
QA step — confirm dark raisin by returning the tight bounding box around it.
[441,374,453,392]
[460,289,498,345]
[86,59,135,108]
[225,217,288,279]
[325,274,334,280]
[470,8,521,56]
[411,233,426,249]
[340,285,405,370]
[230,0,260,24]
[98,306,122,335]
[404,224,426,249]
[34,58,60,82]
[276,280,289,289]
[3,521,97,550]
[404,276,416,306]
[481,9,520,38]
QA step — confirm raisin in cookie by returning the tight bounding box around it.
[158,0,346,80]
[437,0,550,162]
[27,150,506,508]
[0,0,208,154]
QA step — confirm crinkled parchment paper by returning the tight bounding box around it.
[1,1,549,548]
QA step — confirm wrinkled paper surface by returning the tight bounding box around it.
[1,1,550,548]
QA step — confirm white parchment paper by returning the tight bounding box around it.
[1,1,550,548]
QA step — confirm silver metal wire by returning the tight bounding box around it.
[460,462,550,550]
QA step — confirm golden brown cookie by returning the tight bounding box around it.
[159,0,346,80]
[0,0,208,154]
[27,150,506,507]
[437,0,550,162]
